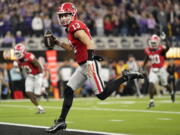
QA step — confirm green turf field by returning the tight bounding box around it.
[0,96,180,135]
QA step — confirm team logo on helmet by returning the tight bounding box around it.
[14,43,26,59]
[56,3,77,26]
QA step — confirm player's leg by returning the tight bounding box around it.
[87,61,143,100]
[25,75,44,113]
[147,69,158,108]
[46,66,87,133]
[41,79,49,101]
[160,68,175,102]
[34,74,45,113]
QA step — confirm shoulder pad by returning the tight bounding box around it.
[25,52,35,61]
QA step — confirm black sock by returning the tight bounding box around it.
[96,76,127,100]
[58,86,74,122]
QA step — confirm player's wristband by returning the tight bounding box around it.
[87,50,94,60]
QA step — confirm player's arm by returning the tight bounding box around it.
[74,30,95,50]
[74,30,95,61]
[56,40,73,51]
[31,58,43,73]
[142,55,149,69]
[160,32,170,55]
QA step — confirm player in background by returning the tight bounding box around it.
[44,3,144,133]
[142,33,175,109]
[127,55,142,97]
[13,43,45,113]
[167,59,176,98]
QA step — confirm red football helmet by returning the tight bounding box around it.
[56,3,77,26]
[14,43,26,59]
[148,34,160,48]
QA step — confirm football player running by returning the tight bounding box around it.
[142,34,175,109]
[45,3,144,133]
[13,43,45,114]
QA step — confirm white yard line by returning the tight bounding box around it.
[0,95,179,102]
[110,120,124,122]
[157,118,172,120]
[98,100,180,105]
[0,104,180,115]
[0,122,127,135]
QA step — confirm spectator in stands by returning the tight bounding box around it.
[156,3,168,29]
[127,11,140,36]
[119,14,128,36]
[95,12,104,37]
[112,14,119,36]
[104,16,113,36]
[9,8,20,35]
[0,0,179,39]
[15,30,25,44]
[24,12,33,36]
[147,13,157,34]
[83,13,96,36]
[31,14,44,37]
[43,15,52,31]
[1,31,14,48]
[172,16,180,44]
[0,14,5,37]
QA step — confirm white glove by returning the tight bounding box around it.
[160,32,166,40]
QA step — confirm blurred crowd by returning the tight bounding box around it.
[0,0,180,42]
[0,55,180,99]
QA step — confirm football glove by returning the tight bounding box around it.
[44,30,57,49]
[160,32,166,40]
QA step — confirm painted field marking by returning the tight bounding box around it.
[110,120,124,122]
[98,100,180,105]
[157,118,172,120]
[66,121,74,124]
[99,101,135,105]
[0,122,127,135]
[0,104,180,115]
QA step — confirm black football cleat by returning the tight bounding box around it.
[122,71,144,81]
[171,93,175,103]
[45,120,67,133]
[147,101,155,109]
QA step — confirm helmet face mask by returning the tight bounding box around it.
[56,3,77,26]
[14,44,26,59]
[148,35,160,48]
[57,13,73,26]
[149,40,158,48]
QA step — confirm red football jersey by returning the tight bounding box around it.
[17,52,41,75]
[144,45,166,68]
[67,19,92,64]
